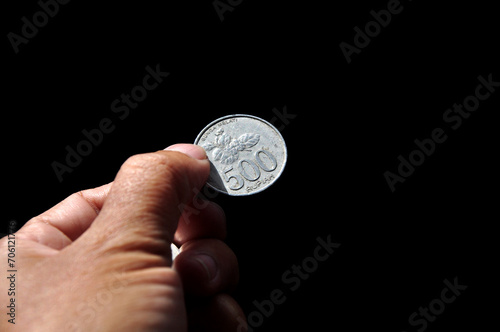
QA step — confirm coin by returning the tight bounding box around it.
[194,114,287,196]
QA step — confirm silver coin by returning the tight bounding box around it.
[194,114,287,196]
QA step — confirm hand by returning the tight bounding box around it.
[0,144,246,332]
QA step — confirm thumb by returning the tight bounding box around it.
[79,144,209,263]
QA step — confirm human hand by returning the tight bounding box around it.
[0,144,246,332]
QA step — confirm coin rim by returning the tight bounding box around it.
[194,114,288,196]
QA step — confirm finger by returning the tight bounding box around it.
[174,200,226,245]
[18,183,112,250]
[187,294,247,332]
[83,145,209,261]
[174,239,239,296]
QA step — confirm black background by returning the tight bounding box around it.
[2,0,498,331]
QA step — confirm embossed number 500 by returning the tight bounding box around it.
[222,149,277,190]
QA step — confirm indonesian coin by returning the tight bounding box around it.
[194,114,287,196]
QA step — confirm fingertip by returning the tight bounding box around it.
[174,251,218,296]
[174,239,238,297]
[165,144,208,161]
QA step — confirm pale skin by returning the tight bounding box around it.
[0,144,246,332]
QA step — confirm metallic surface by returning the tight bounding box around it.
[194,114,287,196]
[171,243,180,260]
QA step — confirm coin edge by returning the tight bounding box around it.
[193,114,288,196]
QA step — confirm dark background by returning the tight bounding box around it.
[2,0,498,331]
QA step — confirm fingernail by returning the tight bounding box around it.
[194,253,218,281]
[165,144,207,160]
